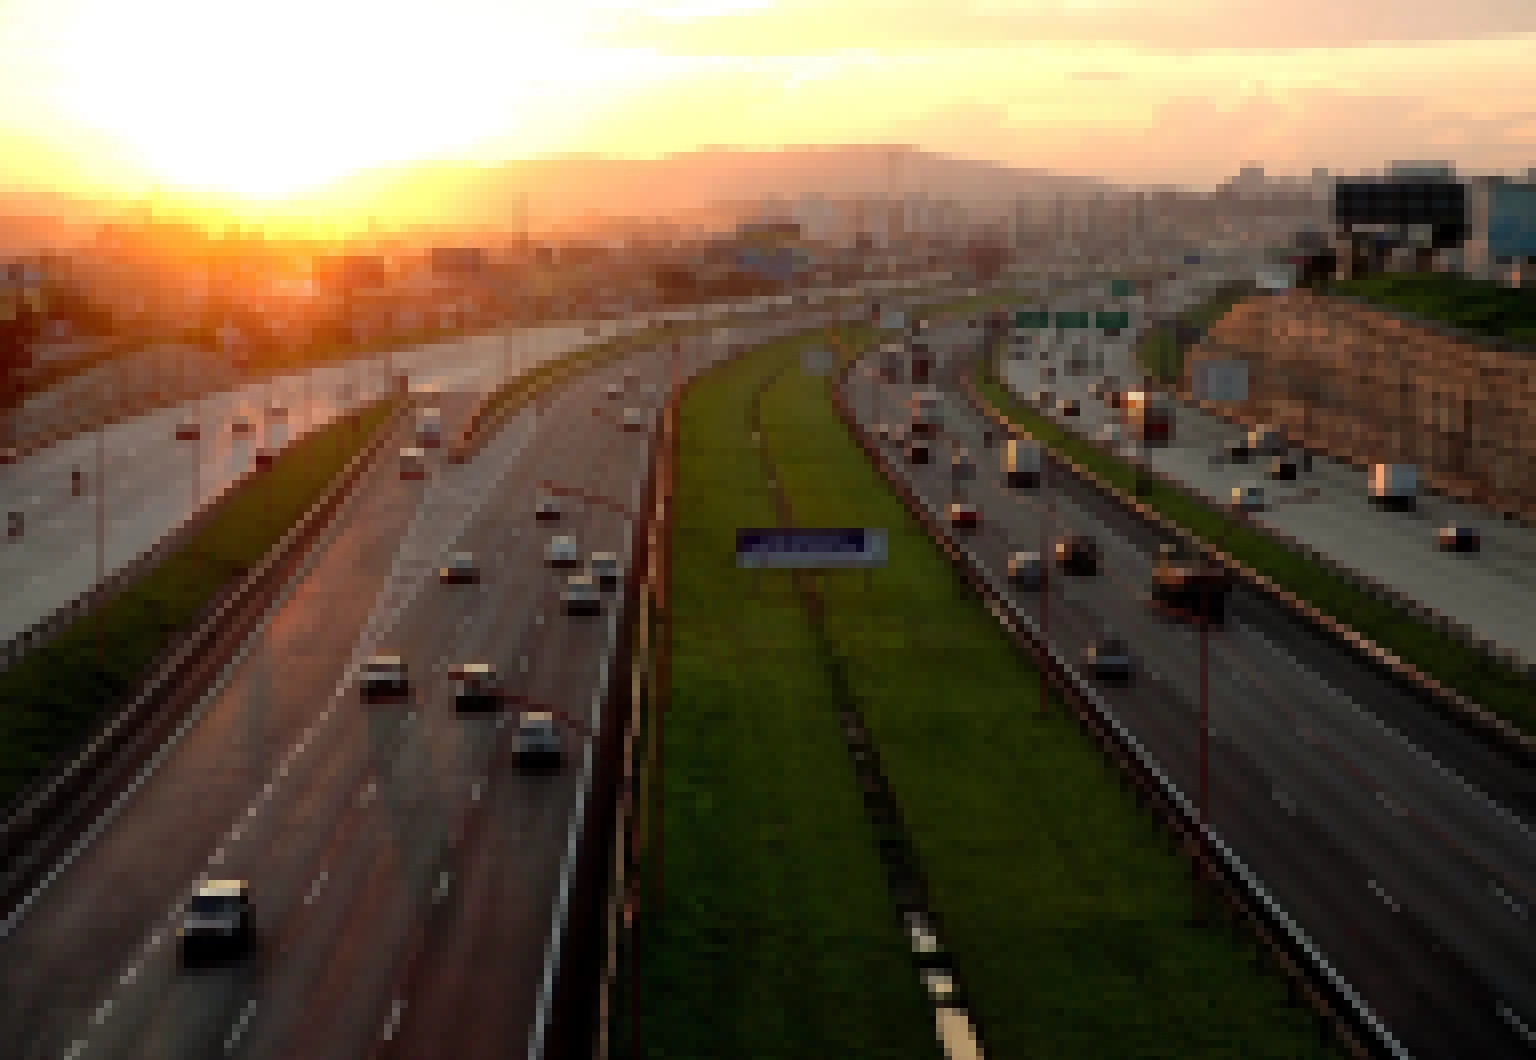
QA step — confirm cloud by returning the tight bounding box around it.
[594,0,1536,56]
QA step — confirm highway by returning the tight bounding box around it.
[0,304,816,1060]
[0,277,943,650]
[848,320,1536,1058]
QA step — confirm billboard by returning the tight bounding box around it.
[1489,182,1536,261]
[1333,180,1467,243]
[1015,310,1050,328]
[1095,311,1131,330]
[1110,279,1135,297]
[1055,311,1091,329]
[736,528,889,570]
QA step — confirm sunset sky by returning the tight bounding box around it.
[1,0,1534,209]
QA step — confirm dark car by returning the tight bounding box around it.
[1437,524,1481,553]
[1084,633,1134,683]
[1054,534,1100,575]
[1266,458,1298,481]
[178,881,254,965]
[906,440,932,465]
[1223,438,1252,464]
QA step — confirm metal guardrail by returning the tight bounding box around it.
[0,401,410,927]
[833,360,1409,1059]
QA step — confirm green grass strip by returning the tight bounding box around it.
[973,366,1536,736]
[636,335,942,1060]
[1326,271,1536,346]
[0,399,397,806]
[758,332,1338,1058]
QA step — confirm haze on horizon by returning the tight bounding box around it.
[1,0,1534,228]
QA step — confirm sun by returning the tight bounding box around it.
[45,0,599,204]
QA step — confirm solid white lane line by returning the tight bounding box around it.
[1367,878,1401,914]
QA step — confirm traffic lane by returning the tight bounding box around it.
[922,342,1536,820]
[872,390,1507,1056]
[225,351,654,1060]
[868,373,1536,1046]
[982,354,1536,818]
[0,409,438,1057]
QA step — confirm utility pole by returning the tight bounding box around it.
[96,380,105,671]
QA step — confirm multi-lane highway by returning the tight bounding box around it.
[0,301,836,1060]
[848,321,1536,1058]
[0,278,942,650]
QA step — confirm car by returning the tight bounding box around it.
[268,404,287,419]
[254,448,278,471]
[1055,534,1100,575]
[947,502,980,530]
[175,421,201,441]
[1105,389,1125,410]
[450,663,502,709]
[178,880,254,965]
[516,711,564,768]
[1437,524,1481,553]
[604,382,623,400]
[439,551,480,584]
[589,552,622,591]
[951,448,975,480]
[1231,481,1266,511]
[1097,422,1123,444]
[1084,632,1134,683]
[360,655,409,699]
[535,495,563,521]
[562,573,604,614]
[1088,381,1106,400]
[905,439,932,465]
[622,407,647,432]
[1223,438,1252,463]
[1007,551,1044,590]
[624,367,640,386]
[546,534,581,568]
[1058,398,1081,417]
[231,416,254,436]
[1266,457,1297,481]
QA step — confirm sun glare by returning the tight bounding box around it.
[46,0,598,204]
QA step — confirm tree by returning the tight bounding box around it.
[0,296,41,412]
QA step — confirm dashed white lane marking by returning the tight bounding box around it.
[1492,880,1528,920]
[224,999,258,1053]
[92,1000,112,1027]
[304,871,329,905]
[1376,791,1406,817]
[64,1039,87,1060]
[1368,878,1401,914]
[1500,1001,1536,1045]
[381,999,406,1041]
[360,780,377,806]
[471,780,484,802]
[433,871,453,905]
[1273,789,1297,815]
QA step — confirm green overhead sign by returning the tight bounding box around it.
[1015,310,1050,328]
[1055,311,1091,329]
[1096,311,1131,330]
[1110,279,1135,297]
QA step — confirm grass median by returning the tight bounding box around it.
[631,335,941,1060]
[640,322,1336,1057]
[974,362,1536,737]
[0,398,397,808]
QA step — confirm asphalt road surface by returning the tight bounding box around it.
[0,310,824,1060]
[848,321,1536,1059]
[0,278,945,648]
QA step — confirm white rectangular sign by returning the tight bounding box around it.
[1192,358,1249,403]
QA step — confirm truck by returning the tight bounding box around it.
[1147,545,1230,626]
[1369,463,1418,510]
[1004,438,1042,488]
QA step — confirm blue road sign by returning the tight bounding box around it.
[736,528,889,569]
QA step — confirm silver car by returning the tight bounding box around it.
[547,535,581,569]
[589,552,622,591]
[517,711,564,767]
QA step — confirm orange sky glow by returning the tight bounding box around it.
[1,0,1534,222]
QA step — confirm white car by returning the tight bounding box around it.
[604,382,623,400]
[562,573,603,614]
[1231,481,1266,511]
[589,552,622,591]
[622,407,647,432]
[516,711,564,767]
[439,551,480,584]
[546,534,581,568]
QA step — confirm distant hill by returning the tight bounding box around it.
[294,144,1113,236]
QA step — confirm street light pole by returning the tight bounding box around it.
[1195,612,1211,925]
[1038,454,1052,719]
